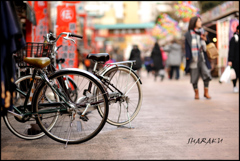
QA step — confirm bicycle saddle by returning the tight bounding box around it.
[23,57,51,69]
[87,53,109,63]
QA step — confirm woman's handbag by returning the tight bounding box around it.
[206,43,219,60]
[219,66,231,83]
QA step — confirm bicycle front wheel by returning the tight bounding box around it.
[3,75,58,140]
[32,69,109,144]
[101,66,142,126]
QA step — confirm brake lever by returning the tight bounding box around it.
[63,35,76,44]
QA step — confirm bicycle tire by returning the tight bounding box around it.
[99,66,142,126]
[3,75,58,140]
[32,69,109,144]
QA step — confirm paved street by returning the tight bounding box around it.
[1,69,239,160]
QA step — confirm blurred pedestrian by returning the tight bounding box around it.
[143,47,153,75]
[228,25,239,93]
[129,45,142,76]
[167,39,182,80]
[184,16,212,99]
[151,42,164,81]
[144,56,153,75]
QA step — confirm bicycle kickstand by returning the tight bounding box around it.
[126,103,133,129]
[64,112,76,149]
[117,102,133,129]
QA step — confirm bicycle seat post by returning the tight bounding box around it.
[92,61,98,74]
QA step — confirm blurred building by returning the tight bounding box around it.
[83,1,176,59]
[48,1,195,60]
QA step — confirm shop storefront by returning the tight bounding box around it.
[93,22,155,60]
[201,1,239,77]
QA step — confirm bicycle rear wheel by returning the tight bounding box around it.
[3,75,58,140]
[32,69,109,144]
[101,66,142,126]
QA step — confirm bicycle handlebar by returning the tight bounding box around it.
[43,32,83,61]
[69,33,83,39]
[45,32,83,44]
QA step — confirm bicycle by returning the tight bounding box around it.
[87,56,143,128]
[45,32,143,128]
[4,31,142,147]
[3,33,79,140]
[3,33,109,146]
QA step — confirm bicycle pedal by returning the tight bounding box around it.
[83,89,91,96]
[80,115,89,121]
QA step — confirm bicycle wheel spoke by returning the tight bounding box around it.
[102,67,142,126]
[33,71,108,144]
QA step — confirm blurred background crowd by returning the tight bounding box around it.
[4,1,240,80]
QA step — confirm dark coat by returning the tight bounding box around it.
[129,48,142,70]
[151,43,164,70]
[184,31,211,73]
[1,1,26,115]
[228,33,239,78]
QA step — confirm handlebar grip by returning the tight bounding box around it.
[69,33,83,39]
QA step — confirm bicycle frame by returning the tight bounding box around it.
[10,70,38,119]
[10,70,68,119]
[10,67,109,120]
[84,60,142,104]
[9,33,81,118]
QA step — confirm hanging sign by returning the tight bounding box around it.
[56,4,78,68]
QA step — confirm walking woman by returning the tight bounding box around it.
[184,16,212,99]
[151,42,164,81]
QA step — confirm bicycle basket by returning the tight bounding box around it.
[14,42,53,68]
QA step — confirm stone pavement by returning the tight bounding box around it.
[1,70,239,160]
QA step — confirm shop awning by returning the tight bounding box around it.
[201,1,239,25]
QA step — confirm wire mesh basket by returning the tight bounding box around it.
[14,42,53,68]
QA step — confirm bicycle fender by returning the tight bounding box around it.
[101,65,142,84]
[48,68,107,90]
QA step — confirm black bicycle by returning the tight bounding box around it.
[3,33,109,147]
